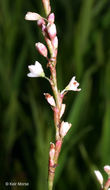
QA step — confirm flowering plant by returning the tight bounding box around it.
[25,0,81,189]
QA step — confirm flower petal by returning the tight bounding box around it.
[60,121,72,138]
[94,170,103,187]
[25,12,42,21]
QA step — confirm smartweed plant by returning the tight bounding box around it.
[24,0,91,189]
[25,1,110,190]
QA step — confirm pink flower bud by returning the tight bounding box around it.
[60,121,72,138]
[104,165,110,176]
[44,93,56,107]
[52,36,58,49]
[35,42,48,57]
[48,13,55,24]
[25,12,42,21]
[37,18,45,28]
[49,142,55,167]
[47,23,57,40]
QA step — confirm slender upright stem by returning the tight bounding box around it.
[41,1,64,189]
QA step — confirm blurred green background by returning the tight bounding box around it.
[0,0,110,189]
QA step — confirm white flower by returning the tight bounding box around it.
[104,165,110,176]
[25,12,42,21]
[66,76,81,91]
[94,170,103,187]
[61,76,81,94]
[44,93,56,107]
[60,121,72,138]
[27,61,45,77]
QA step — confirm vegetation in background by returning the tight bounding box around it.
[0,0,110,189]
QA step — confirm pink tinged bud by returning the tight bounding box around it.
[60,104,66,118]
[60,121,72,138]
[27,61,45,78]
[94,170,103,187]
[49,142,55,167]
[47,23,57,40]
[37,19,45,28]
[35,42,48,57]
[52,36,58,49]
[104,165,110,176]
[25,12,42,21]
[48,13,55,24]
[44,93,56,107]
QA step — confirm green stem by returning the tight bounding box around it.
[42,0,51,16]
[48,174,54,190]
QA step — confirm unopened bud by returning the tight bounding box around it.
[48,13,55,24]
[104,165,110,176]
[35,42,48,57]
[41,24,47,34]
[47,23,57,40]
[44,93,56,107]
[37,18,45,28]
[49,142,55,167]
[52,36,58,49]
